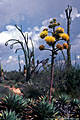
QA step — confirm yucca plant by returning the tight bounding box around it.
[26,96,59,120]
[0,110,21,120]
[0,93,27,118]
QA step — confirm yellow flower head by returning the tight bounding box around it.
[63,43,68,49]
[59,33,69,41]
[45,36,55,45]
[40,30,48,39]
[56,27,64,33]
[56,43,63,50]
[39,45,45,50]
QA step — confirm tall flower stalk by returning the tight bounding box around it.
[39,18,69,103]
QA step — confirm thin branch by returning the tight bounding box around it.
[15,25,28,46]
[10,42,20,49]
[5,39,21,46]
[15,48,23,53]
[44,48,52,52]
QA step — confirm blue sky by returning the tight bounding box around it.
[0,0,80,71]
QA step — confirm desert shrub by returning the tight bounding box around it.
[22,84,42,99]
[0,93,27,119]
[5,71,24,82]
[62,67,80,97]
[53,65,80,98]
[26,96,58,120]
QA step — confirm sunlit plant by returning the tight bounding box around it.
[39,18,69,103]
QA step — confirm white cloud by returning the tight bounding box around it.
[71,7,80,20]
[60,7,80,20]
[77,55,80,59]
[0,17,55,51]
[7,55,17,64]
[33,26,39,31]
[0,25,23,45]
[9,56,13,60]
[42,18,53,26]
[20,60,24,64]
[0,25,40,50]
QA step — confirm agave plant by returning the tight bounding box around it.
[68,98,80,118]
[54,94,71,118]
[26,96,59,120]
[53,94,80,119]
[0,93,27,118]
[0,110,21,120]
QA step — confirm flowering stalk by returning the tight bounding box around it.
[39,18,69,103]
[49,46,55,103]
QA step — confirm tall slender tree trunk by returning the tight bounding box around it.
[67,19,71,67]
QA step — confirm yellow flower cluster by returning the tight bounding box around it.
[56,43,63,50]
[45,36,55,45]
[39,45,45,50]
[40,30,48,39]
[63,43,68,49]
[56,43,68,50]
[56,27,64,33]
[59,33,69,41]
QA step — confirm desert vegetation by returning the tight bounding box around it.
[0,7,80,120]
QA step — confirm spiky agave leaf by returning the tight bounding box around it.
[68,98,80,118]
[0,93,27,118]
[0,110,21,120]
[58,94,70,103]
[26,96,59,120]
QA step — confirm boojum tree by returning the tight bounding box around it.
[5,25,35,81]
[39,18,69,103]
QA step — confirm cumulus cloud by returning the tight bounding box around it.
[6,55,17,64]
[20,60,24,64]
[0,25,40,50]
[0,25,23,44]
[60,7,80,20]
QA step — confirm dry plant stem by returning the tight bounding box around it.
[65,5,72,67]
[67,20,71,67]
[49,46,54,103]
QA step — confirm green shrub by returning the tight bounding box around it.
[0,93,27,118]
[0,110,21,120]
[26,96,58,120]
